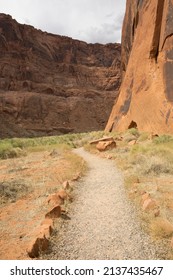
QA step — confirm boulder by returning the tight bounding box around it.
[89,137,114,145]
[96,140,116,152]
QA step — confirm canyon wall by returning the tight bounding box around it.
[0,14,121,138]
[106,0,173,134]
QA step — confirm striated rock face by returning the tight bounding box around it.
[0,14,121,138]
[106,0,173,134]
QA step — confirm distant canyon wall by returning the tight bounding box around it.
[106,0,173,134]
[0,14,121,138]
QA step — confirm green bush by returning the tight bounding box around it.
[127,128,140,137]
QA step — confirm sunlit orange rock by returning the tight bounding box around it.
[106,0,173,134]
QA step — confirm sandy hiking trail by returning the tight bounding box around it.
[45,148,166,260]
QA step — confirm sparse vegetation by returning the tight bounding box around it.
[0,133,90,207]
[0,181,29,204]
[150,218,173,238]
[1,129,173,259]
[0,131,106,160]
[127,127,140,137]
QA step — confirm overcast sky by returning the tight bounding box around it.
[0,0,126,44]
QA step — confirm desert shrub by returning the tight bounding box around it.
[0,138,28,159]
[153,134,173,144]
[0,142,13,159]
[0,181,29,204]
[127,128,140,137]
[141,156,172,175]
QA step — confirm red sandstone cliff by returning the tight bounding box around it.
[106,0,173,134]
[0,14,121,138]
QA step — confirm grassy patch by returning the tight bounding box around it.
[0,131,107,160]
[150,218,173,238]
[0,132,91,207]
[0,181,29,205]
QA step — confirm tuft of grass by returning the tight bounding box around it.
[150,218,173,238]
[62,152,87,180]
[124,175,140,188]
[142,156,173,175]
[0,181,29,204]
[0,143,27,159]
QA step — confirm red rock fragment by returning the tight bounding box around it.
[45,205,61,219]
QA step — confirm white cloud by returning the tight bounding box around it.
[0,0,126,43]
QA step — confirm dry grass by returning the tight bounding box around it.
[150,218,173,238]
[0,148,86,207]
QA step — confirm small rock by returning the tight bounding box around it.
[72,173,80,181]
[45,205,61,219]
[142,198,157,211]
[49,149,60,157]
[63,180,70,190]
[57,189,68,200]
[41,218,54,227]
[141,192,150,203]
[154,208,160,217]
[41,218,54,235]
[37,224,52,239]
[107,155,112,159]
[27,235,49,258]
[128,140,136,146]
[47,193,64,206]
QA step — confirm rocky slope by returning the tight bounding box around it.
[106,0,173,134]
[0,13,121,138]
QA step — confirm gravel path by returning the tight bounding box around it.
[47,148,166,260]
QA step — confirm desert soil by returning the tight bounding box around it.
[0,150,81,260]
[44,148,167,260]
